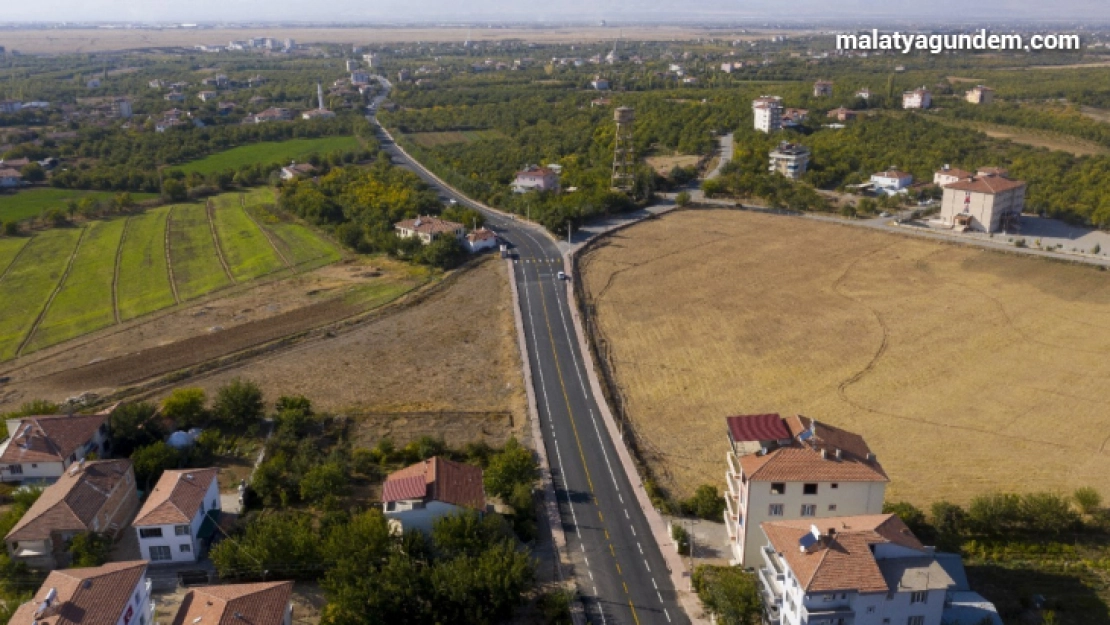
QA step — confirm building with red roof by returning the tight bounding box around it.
[9,561,153,625]
[938,170,1026,233]
[133,468,220,565]
[171,581,294,625]
[0,410,112,483]
[382,457,485,533]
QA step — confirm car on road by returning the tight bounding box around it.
[557,271,568,281]
[879,211,891,218]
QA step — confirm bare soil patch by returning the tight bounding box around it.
[644,154,702,176]
[580,208,1110,506]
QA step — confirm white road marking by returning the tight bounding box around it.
[657,591,664,603]
[637,542,643,555]
[652,578,658,590]
[624,509,630,519]
[664,608,672,622]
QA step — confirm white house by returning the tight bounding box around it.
[966,85,994,105]
[939,172,1026,233]
[0,167,21,188]
[723,414,888,567]
[813,80,833,97]
[171,581,294,625]
[902,87,932,109]
[465,228,499,253]
[382,456,485,533]
[758,514,1001,625]
[870,169,914,193]
[394,216,466,245]
[933,165,974,187]
[590,77,610,91]
[753,96,784,133]
[9,561,154,625]
[280,162,316,180]
[133,468,220,564]
[0,412,112,483]
[856,88,872,100]
[511,165,560,194]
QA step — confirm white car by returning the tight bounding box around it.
[879,212,891,218]
[557,271,567,281]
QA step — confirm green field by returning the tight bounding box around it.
[117,207,176,321]
[210,194,286,281]
[241,188,342,269]
[0,238,29,276]
[0,229,83,360]
[177,136,362,176]
[0,189,158,223]
[168,203,233,301]
[26,219,125,352]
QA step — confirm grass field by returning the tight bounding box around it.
[241,189,342,269]
[0,238,29,275]
[210,194,286,280]
[167,203,233,300]
[932,117,1109,157]
[177,137,362,176]
[0,189,158,223]
[0,229,83,360]
[580,209,1110,506]
[26,220,125,352]
[117,207,177,321]
[407,130,507,148]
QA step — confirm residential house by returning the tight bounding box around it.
[813,80,833,97]
[301,108,336,120]
[590,77,610,91]
[217,102,237,115]
[280,162,316,180]
[782,108,808,128]
[870,169,914,193]
[346,60,359,72]
[197,91,219,102]
[939,171,1026,233]
[382,456,485,533]
[465,228,499,253]
[768,142,810,180]
[251,107,293,123]
[826,107,857,122]
[856,87,871,100]
[0,167,21,188]
[757,514,1000,625]
[0,412,112,483]
[393,216,466,245]
[0,100,22,114]
[171,582,294,625]
[933,164,974,187]
[86,79,101,89]
[110,98,132,119]
[9,561,153,625]
[902,87,932,109]
[351,70,370,85]
[164,92,185,102]
[132,468,220,564]
[753,96,784,133]
[511,165,560,193]
[723,414,888,567]
[966,85,994,105]
[5,460,138,570]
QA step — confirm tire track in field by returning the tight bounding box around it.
[833,244,897,405]
[0,237,32,285]
[207,198,235,284]
[112,217,131,325]
[165,206,181,305]
[240,193,295,274]
[18,227,87,358]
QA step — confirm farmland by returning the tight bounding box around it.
[0,189,159,223]
[0,190,341,360]
[406,130,507,148]
[580,209,1110,506]
[176,136,362,175]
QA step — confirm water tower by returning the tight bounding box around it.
[611,107,635,192]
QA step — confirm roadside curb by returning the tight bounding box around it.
[505,259,586,625]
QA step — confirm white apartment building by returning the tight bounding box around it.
[870,169,914,194]
[939,172,1026,233]
[10,561,154,625]
[966,85,994,105]
[933,165,974,187]
[769,142,810,180]
[902,87,932,109]
[753,96,784,133]
[133,468,220,564]
[724,414,888,567]
[758,514,1001,625]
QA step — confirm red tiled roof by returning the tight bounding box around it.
[382,457,485,510]
[738,415,888,483]
[935,167,973,180]
[6,460,134,542]
[873,169,911,179]
[9,561,148,625]
[944,175,1024,194]
[171,582,293,625]
[726,414,790,443]
[0,168,21,179]
[762,514,924,593]
[133,468,218,526]
[467,228,497,243]
[394,216,464,236]
[0,414,108,465]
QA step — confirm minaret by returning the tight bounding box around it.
[317,83,325,110]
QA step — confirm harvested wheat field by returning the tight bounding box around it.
[580,209,1110,506]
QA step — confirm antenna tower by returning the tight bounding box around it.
[611,106,635,193]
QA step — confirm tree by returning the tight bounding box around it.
[883,501,931,539]
[162,178,187,202]
[19,162,45,183]
[683,484,726,520]
[300,462,348,503]
[930,500,967,537]
[213,379,264,430]
[3,399,58,419]
[692,565,762,625]
[414,235,466,270]
[109,402,165,457]
[161,388,207,429]
[441,205,485,230]
[130,441,180,489]
[1,221,17,237]
[675,191,691,207]
[483,438,538,500]
[1074,487,1103,516]
[68,532,111,567]
[274,395,315,438]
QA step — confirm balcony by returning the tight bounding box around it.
[758,566,784,600]
[762,545,784,575]
[724,492,741,524]
[802,605,855,624]
[727,451,741,478]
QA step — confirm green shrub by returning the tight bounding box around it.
[683,484,726,521]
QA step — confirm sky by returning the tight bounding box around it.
[4,0,1110,23]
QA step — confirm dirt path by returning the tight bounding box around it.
[207,198,235,284]
[241,194,295,273]
[17,227,86,358]
[0,237,31,285]
[164,206,181,305]
[112,217,131,325]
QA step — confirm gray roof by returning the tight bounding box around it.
[878,556,956,592]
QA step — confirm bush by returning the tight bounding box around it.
[675,190,691,207]
[683,484,726,521]
[483,437,538,500]
[537,589,575,625]
[692,565,762,625]
[1074,486,1103,515]
[110,402,165,457]
[130,441,181,489]
[161,388,208,429]
[1,221,18,237]
[213,378,264,430]
[884,501,931,538]
[299,462,348,503]
[67,532,111,567]
[672,523,690,556]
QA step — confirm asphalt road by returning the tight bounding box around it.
[369,82,689,625]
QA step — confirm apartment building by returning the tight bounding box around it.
[939,171,1026,233]
[813,80,833,97]
[902,87,932,109]
[965,85,994,105]
[753,96,784,133]
[768,142,810,180]
[723,414,888,567]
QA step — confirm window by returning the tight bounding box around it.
[910,591,927,604]
[831,483,838,489]
[801,504,816,517]
[139,528,163,539]
[803,483,818,495]
[180,544,192,553]
[149,545,172,561]
[174,525,190,536]
[8,465,21,475]
[828,504,838,512]
[385,502,395,512]
[823,594,835,602]
[30,464,37,468]
[867,606,876,614]
[908,617,925,625]
[770,483,785,495]
[769,504,784,517]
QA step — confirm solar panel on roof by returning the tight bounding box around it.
[799,533,818,550]
[798,430,813,442]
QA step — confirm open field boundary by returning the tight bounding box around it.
[112,217,130,324]
[206,198,236,284]
[17,227,87,358]
[241,193,295,273]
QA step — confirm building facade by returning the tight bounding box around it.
[813,80,833,97]
[753,96,784,133]
[383,456,485,534]
[939,173,1026,233]
[870,169,914,193]
[723,414,888,567]
[902,87,932,109]
[768,142,810,180]
[133,469,220,564]
[965,85,994,105]
[0,412,112,483]
[394,216,466,244]
[511,165,560,193]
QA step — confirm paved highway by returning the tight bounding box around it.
[368,82,689,625]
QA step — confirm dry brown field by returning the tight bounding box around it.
[0,26,800,54]
[645,154,702,175]
[580,209,1110,506]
